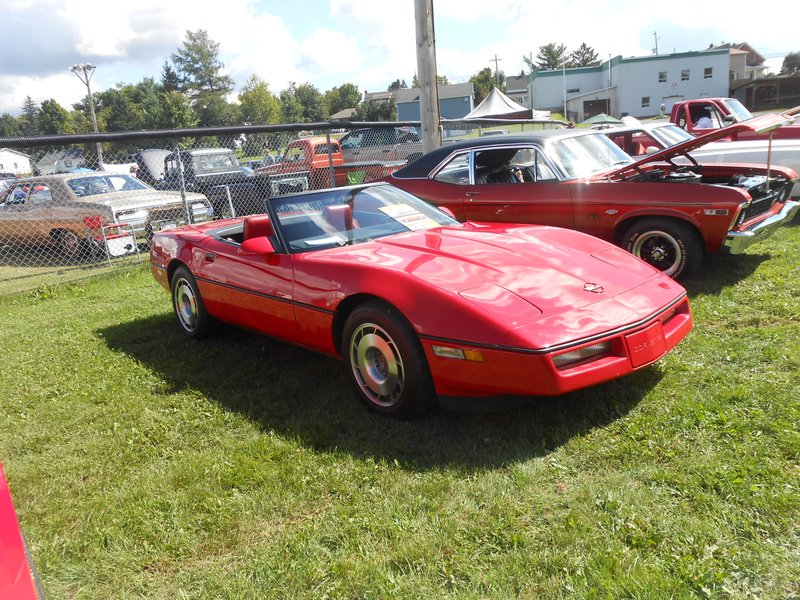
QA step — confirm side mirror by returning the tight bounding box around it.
[238,236,274,256]
[723,115,736,125]
[645,146,660,154]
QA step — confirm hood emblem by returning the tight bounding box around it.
[583,282,604,293]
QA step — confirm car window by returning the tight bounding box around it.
[3,183,29,205]
[340,131,363,149]
[68,176,114,197]
[433,154,471,184]
[512,148,557,181]
[27,185,52,205]
[285,146,305,162]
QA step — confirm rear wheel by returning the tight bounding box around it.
[56,229,84,260]
[620,219,702,279]
[342,301,434,418]
[170,266,214,338]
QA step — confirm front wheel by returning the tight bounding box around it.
[170,266,214,338]
[620,219,702,279]
[342,301,435,418]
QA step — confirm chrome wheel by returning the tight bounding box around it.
[630,230,683,277]
[348,322,405,408]
[174,276,199,333]
[59,230,83,260]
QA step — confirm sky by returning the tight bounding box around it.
[0,0,793,115]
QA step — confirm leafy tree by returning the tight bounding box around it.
[171,29,234,96]
[295,83,327,122]
[160,90,198,130]
[353,99,396,121]
[535,43,570,70]
[570,43,600,67]
[325,83,361,116]
[239,75,281,124]
[98,86,143,132]
[37,99,72,135]
[131,78,165,130]
[0,113,22,137]
[280,85,305,123]
[387,79,408,91]
[20,96,38,136]
[470,67,505,106]
[782,52,800,74]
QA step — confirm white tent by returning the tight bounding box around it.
[463,87,551,120]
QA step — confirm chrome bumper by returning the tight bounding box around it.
[722,200,800,255]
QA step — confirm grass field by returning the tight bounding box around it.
[1,220,798,598]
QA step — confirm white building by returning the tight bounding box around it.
[0,148,32,175]
[528,47,739,121]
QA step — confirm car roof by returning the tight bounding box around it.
[393,129,593,178]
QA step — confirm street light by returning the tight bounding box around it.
[70,63,103,166]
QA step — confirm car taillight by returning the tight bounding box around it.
[82,215,106,230]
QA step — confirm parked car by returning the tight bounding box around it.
[151,183,693,418]
[603,120,800,197]
[383,116,799,279]
[0,172,213,259]
[338,127,424,164]
[670,98,800,139]
[0,462,44,600]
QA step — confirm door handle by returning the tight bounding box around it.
[466,191,482,197]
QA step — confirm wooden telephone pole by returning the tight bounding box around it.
[414,0,441,152]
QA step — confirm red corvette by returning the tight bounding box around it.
[0,463,43,599]
[151,184,692,417]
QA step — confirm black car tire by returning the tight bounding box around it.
[342,301,435,418]
[56,229,84,260]
[171,266,214,339]
[620,219,702,279]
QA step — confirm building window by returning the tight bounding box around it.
[658,71,667,83]
[642,96,651,108]
[566,87,580,94]
[681,69,690,81]
[704,67,713,79]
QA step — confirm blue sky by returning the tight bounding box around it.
[0,0,792,115]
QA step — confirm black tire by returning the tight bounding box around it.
[342,301,435,418]
[170,266,214,339]
[620,219,702,279]
[56,229,84,260]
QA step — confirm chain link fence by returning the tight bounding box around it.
[0,118,562,294]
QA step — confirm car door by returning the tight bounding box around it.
[461,147,574,228]
[193,236,298,341]
[0,183,53,244]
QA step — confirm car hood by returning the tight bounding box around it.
[84,190,208,210]
[313,223,679,327]
[596,112,794,181]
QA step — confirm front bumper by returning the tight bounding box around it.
[723,200,800,255]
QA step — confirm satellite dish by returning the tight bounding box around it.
[659,103,666,116]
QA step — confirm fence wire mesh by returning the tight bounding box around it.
[0,119,561,294]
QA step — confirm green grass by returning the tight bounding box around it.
[1,222,799,598]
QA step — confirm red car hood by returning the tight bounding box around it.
[596,112,794,181]
[318,223,678,328]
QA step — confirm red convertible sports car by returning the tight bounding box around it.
[384,115,799,279]
[151,183,693,417]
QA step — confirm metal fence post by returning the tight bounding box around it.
[172,140,192,224]
[325,130,336,188]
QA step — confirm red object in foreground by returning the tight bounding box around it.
[0,464,42,600]
[151,183,693,418]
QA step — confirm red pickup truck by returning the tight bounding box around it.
[670,98,800,140]
[254,137,402,195]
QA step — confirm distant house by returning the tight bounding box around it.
[0,148,32,175]
[505,75,529,108]
[330,108,357,120]
[363,83,475,121]
[34,149,85,175]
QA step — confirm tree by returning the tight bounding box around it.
[387,79,408,91]
[98,86,143,133]
[535,43,570,70]
[570,43,600,67]
[0,113,22,137]
[239,75,281,125]
[353,99,396,121]
[160,90,198,130]
[37,99,72,135]
[782,52,800,74]
[160,61,181,93]
[20,96,38,136]
[280,82,327,123]
[469,67,505,106]
[325,83,361,116]
[280,85,305,123]
[171,29,234,96]
[412,73,449,88]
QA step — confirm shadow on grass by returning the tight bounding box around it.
[99,313,662,471]
[682,251,770,296]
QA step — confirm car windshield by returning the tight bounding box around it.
[270,185,458,253]
[549,134,632,179]
[67,174,149,197]
[650,125,694,147]
[721,99,753,122]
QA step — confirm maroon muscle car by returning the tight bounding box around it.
[384,115,799,279]
[151,183,692,418]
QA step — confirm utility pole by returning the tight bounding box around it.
[653,31,659,55]
[414,0,441,152]
[70,63,103,166]
[491,54,502,86]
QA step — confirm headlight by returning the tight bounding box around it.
[552,341,611,369]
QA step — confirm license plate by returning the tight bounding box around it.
[625,322,667,368]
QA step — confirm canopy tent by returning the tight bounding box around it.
[463,87,551,120]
